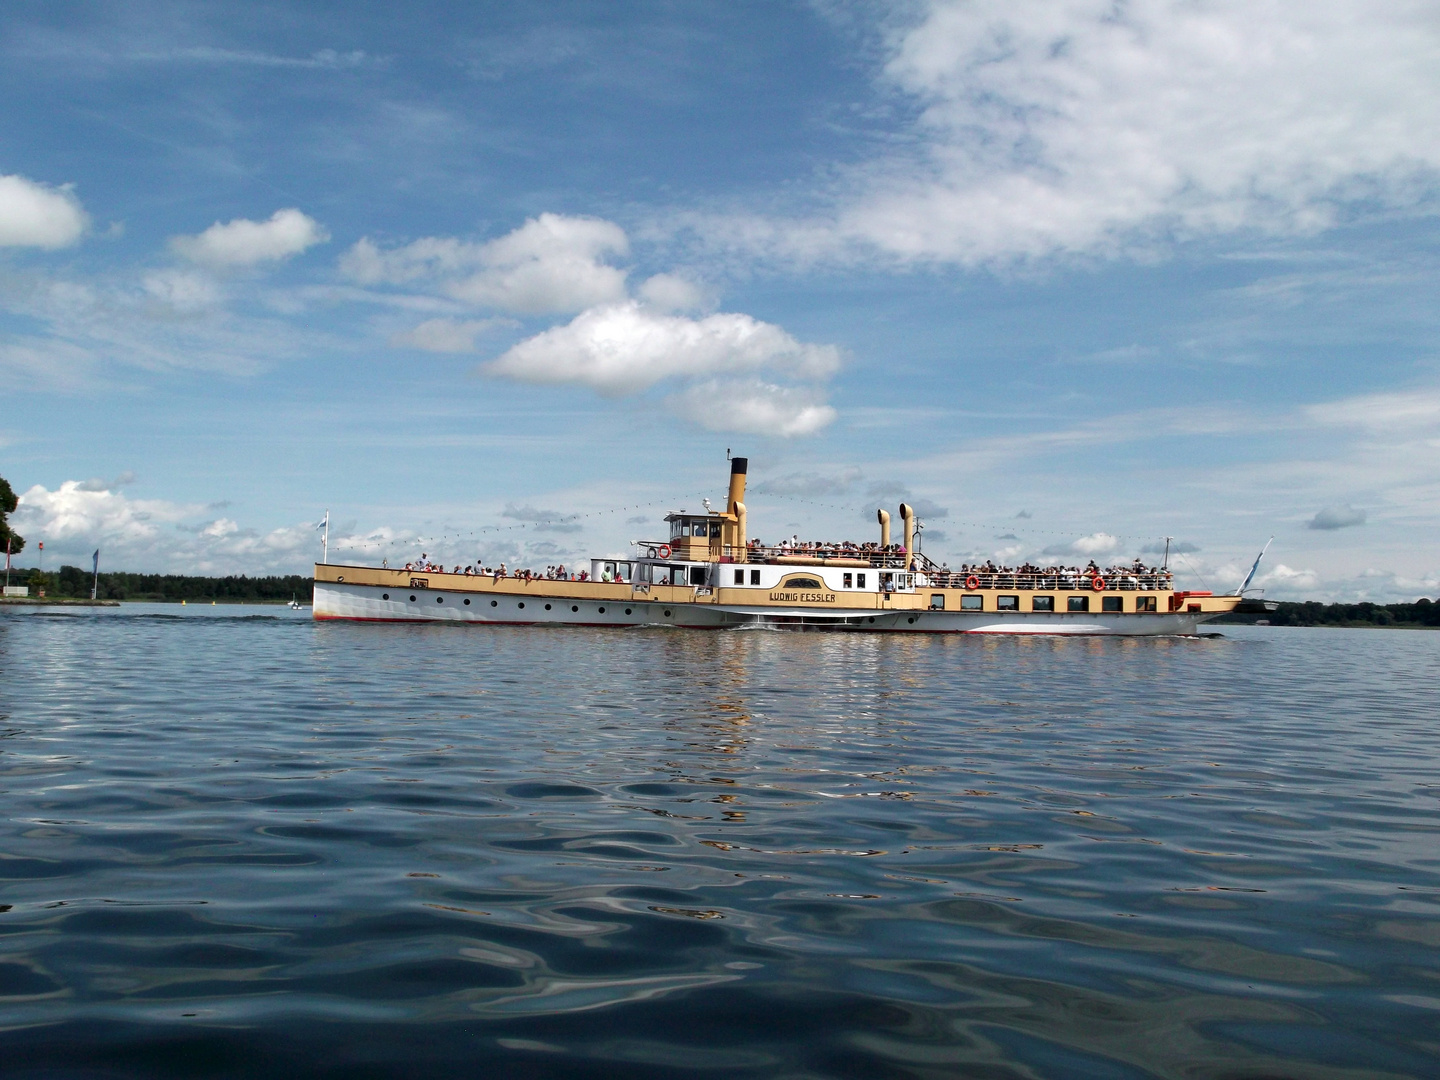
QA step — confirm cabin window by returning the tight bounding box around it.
[843,572,853,588]
[997,595,1019,611]
[1068,596,1089,612]
[960,595,983,610]
[689,566,707,586]
[1136,595,1157,612]
[856,573,866,589]
[1032,595,1054,611]
[601,561,617,582]
[750,569,761,585]
[710,523,722,538]
[929,594,944,610]
[785,577,822,589]
[734,569,744,585]
[1102,596,1123,612]
[638,563,652,583]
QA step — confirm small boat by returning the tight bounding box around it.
[312,458,1247,635]
[288,595,303,610]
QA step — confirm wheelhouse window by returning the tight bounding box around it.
[1032,595,1054,611]
[929,594,944,610]
[997,595,1019,611]
[1102,596,1123,612]
[1068,596,1090,612]
[1136,595,1157,612]
[960,595,983,610]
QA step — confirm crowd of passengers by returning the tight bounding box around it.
[932,558,1171,583]
[399,550,1169,586]
[402,554,594,582]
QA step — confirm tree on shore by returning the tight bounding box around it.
[0,475,23,558]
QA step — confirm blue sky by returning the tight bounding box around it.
[4,0,1439,600]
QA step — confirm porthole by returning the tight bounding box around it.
[545,603,552,610]
[336,575,344,582]
[463,598,470,605]
[409,595,416,602]
[625,608,632,615]
[382,593,389,600]
[664,609,672,617]
[518,602,525,609]
[572,605,579,612]
[907,616,915,624]
[437,596,444,604]
[868,617,875,624]
[598,607,605,614]
[490,600,498,607]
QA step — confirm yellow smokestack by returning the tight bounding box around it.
[899,503,915,570]
[726,457,748,515]
[877,508,890,548]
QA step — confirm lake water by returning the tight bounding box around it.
[2,605,1438,1078]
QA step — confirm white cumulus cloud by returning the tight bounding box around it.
[0,174,88,249]
[340,213,628,315]
[13,480,328,574]
[670,380,837,438]
[488,301,840,395]
[170,208,329,268]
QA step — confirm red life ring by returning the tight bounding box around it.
[1091,575,1105,591]
[965,575,979,590]
[657,544,671,559]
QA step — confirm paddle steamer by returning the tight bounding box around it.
[312,458,1244,634]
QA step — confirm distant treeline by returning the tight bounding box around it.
[21,565,311,603]
[1218,599,1439,628]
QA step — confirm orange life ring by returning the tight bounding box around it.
[657,544,671,559]
[965,575,979,590]
[1091,575,1105,591]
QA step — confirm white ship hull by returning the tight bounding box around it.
[313,581,1218,635]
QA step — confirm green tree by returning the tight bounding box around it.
[0,475,23,557]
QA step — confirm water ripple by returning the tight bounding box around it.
[1,606,1438,1077]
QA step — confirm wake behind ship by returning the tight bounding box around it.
[313,458,1243,634]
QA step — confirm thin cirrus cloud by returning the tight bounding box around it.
[0,174,88,249]
[713,0,1440,266]
[340,213,629,315]
[387,318,508,353]
[170,208,329,269]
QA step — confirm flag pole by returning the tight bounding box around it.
[323,510,330,565]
